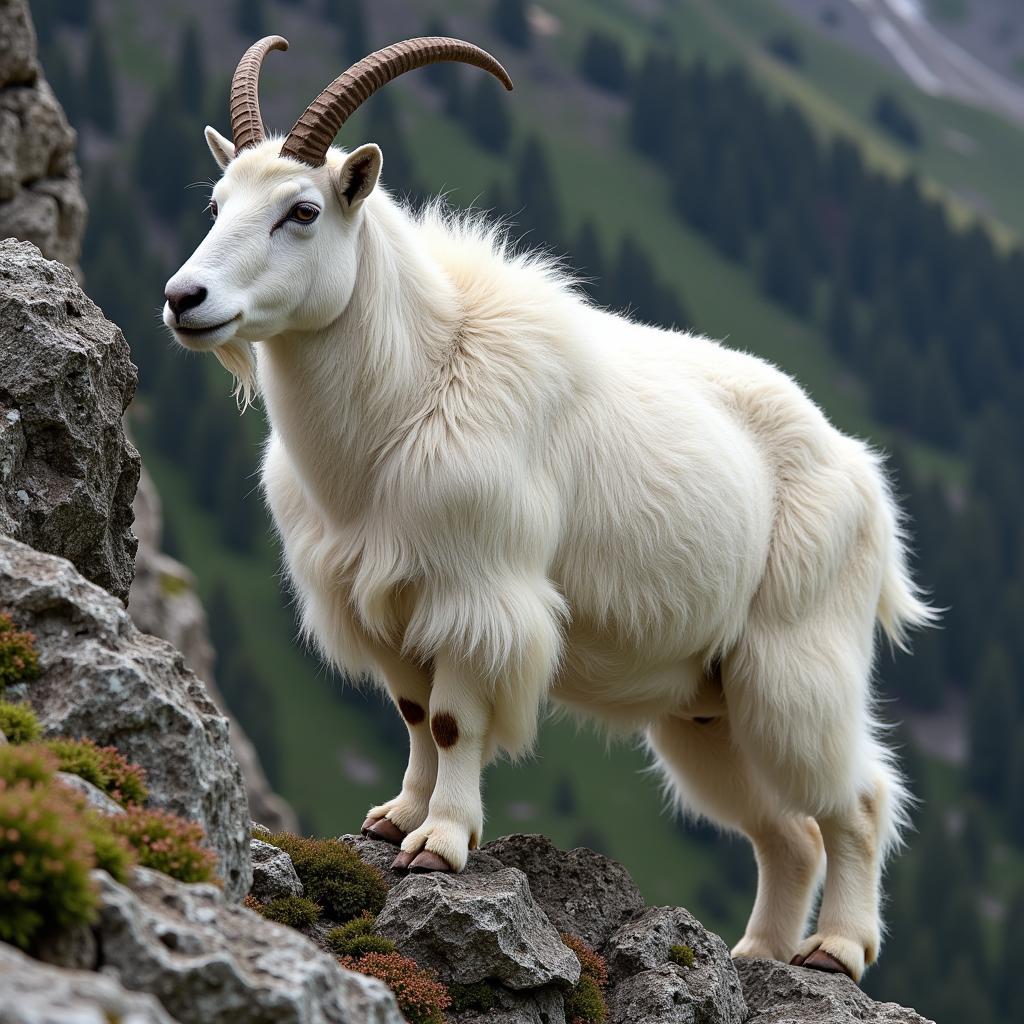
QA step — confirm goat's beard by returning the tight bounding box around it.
[214,340,258,412]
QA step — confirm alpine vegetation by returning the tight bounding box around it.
[164,34,936,983]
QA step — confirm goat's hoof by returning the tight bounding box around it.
[362,817,406,845]
[391,850,417,872]
[408,850,454,873]
[791,950,853,979]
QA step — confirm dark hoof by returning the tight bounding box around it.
[789,954,807,967]
[800,950,854,979]
[391,850,416,872]
[365,818,406,845]
[408,850,454,873]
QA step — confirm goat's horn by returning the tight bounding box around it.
[230,35,289,154]
[280,36,513,167]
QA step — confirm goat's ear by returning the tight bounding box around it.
[205,126,235,170]
[333,144,382,212]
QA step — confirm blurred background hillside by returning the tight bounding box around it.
[25,0,1024,1018]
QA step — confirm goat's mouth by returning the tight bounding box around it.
[172,314,242,349]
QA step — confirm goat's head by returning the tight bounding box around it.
[163,35,512,403]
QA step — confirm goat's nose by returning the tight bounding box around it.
[165,285,208,320]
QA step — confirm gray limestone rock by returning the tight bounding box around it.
[0,0,36,88]
[56,770,125,816]
[0,239,139,601]
[0,940,177,1024]
[483,832,645,949]
[95,867,404,1024]
[376,866,581,991]
[250,836,303,901]
[0,537,251,900]
[605,906,746,1023]
[736,958,936,1024]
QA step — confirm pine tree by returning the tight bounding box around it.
[513,135,563,245]
[325,0,369,64]
[579,30,628,93]
[492,0,530,49]
[206,582,242,677]
[82,21,119,134]
[39,39,80,127]
[235,0,266,38]
[967,645,1017,803]
[176,23,207,116]
[463,78,512,154]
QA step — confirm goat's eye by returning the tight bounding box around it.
[209,200,218,221]
[289,202,320,224]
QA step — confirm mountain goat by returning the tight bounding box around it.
[163,35,934,982]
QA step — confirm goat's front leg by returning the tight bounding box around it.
[362,653,436,844]
[395,650,491,873]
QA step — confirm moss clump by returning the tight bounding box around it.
[341,951,450,1024]
[0,701,41,744]
[45,738,148,808]
[325,912,398,957]
[0,748,96,949]
[264,833,386,921]
[562,933,609,1024]
[449,980,499,1013]
[110,807,218,884]
[0,613,40,691]
[669,943,695,968]
[258,895,322,929]
[83,813,135,883]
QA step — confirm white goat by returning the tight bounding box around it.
[164,36,934,981]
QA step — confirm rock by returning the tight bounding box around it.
[736,959,936,1024]
[0,239,139,602]
[605,907,746,1024]
[483,832,645,949]
[0,537,251,900]
[250,836,303,901]
[376,866,580,991]
[453,984,567,1024]
[342,832,508,889]
[32,923,98,972]
[130,464,297,834]
[57,770,126,816]
[0,940,177,1024]
[95,866,404,1024]
[0,0,86,275]
[0,0,36,88]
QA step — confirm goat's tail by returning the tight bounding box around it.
[877,538,939,653]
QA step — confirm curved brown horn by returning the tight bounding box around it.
[280,36,513,167]
[230,35,289,154]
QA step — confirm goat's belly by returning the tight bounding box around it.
[551,638,721,730]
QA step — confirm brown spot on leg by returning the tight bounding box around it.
[398,698,425,725]
[431,711,459,749]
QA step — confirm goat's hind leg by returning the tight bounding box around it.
[362,652,437,846]
[648,713,824,964]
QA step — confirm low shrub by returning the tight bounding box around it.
[669,943,695,968]
[0,612,40,690]
[83,813,135,883]
[0,701,41,744]
[0,777,96,949]
[0,744,58,787]
[325,912,397,957]
[562,933,609,1024]
[110,806,217,884]
[259,894,322,929]
[45,738,148,808]
[449,979,499,1013]
[341,951,450,1024]
[264,833,386,921]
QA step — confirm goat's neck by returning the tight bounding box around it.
[258,196,459,521]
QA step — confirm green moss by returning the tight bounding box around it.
[259,894,322,929]
[0,612,40,691]
[669,943,695,968]
[83,814,135,883]
[44,738,147,808]
[449,980,499,1013]
[0,744,57,787]
[110,807,218,883]
[340,951,450,1024]
[564,975,607,1024]
[325,912,397,957]
[264,833,386,921]
[0,702,41,744]
[0,775,97,949]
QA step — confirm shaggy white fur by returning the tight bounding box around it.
[164,135,935,981]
